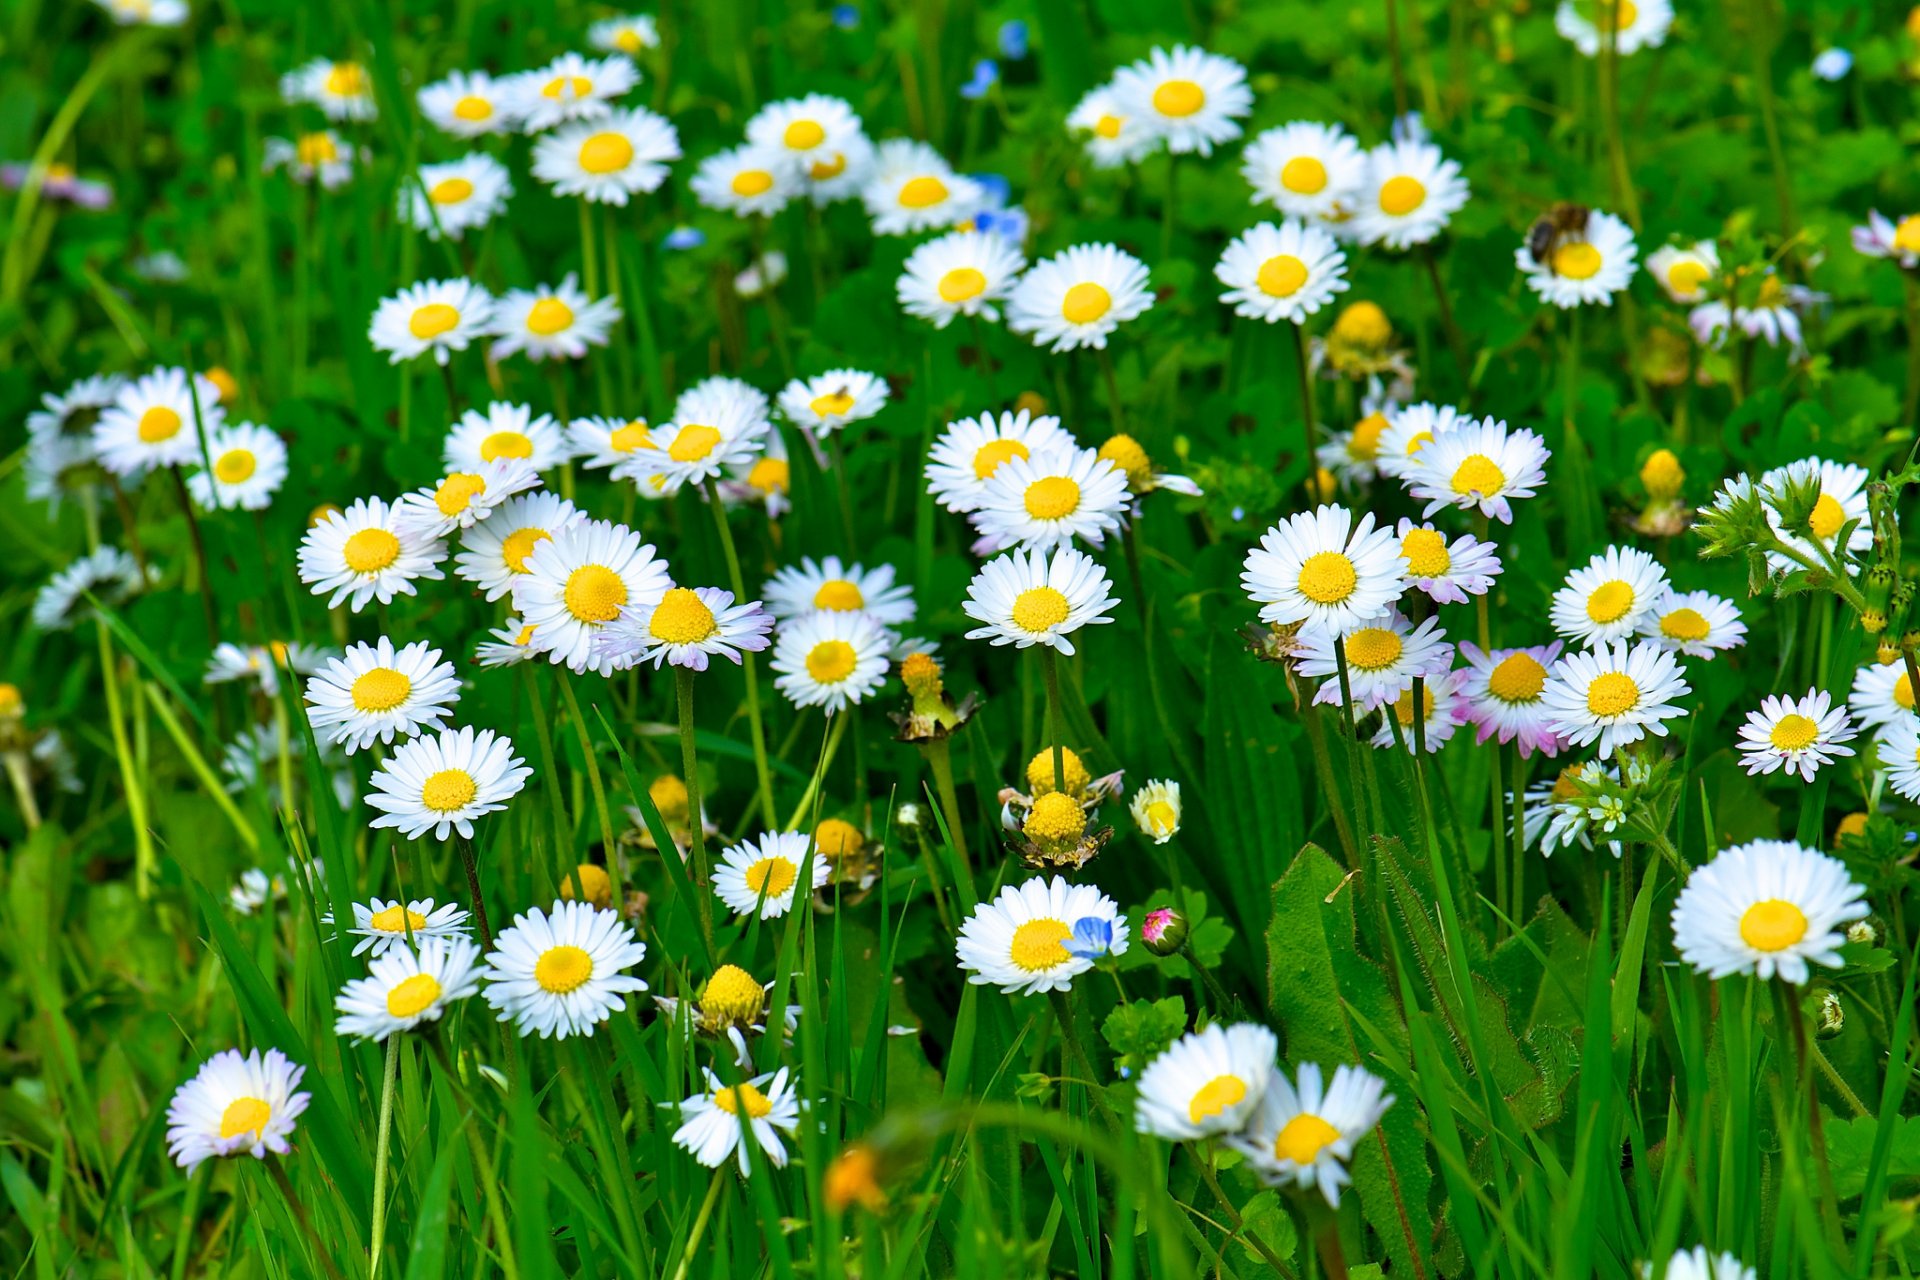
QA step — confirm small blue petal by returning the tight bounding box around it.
[832,3,860,30]
[1067,916,1114,959]
[997,20,1030,60]
[664,226,705,250]
[972,172,1011,205]
[1812,48,1852,81]
[959,59,999,100]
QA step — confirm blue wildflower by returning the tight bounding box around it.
[960,59,998,100]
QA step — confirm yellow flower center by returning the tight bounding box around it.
[649,587,717,644]
[1349,412,1389,459]
[324,63,367,97]
[1027,747,1091,797]
[1344,626,1403,672]
[1257,254,1309,299]
[578,132,634,175]
[297,132,338,165]
[1770,714,1820,751]
[1012,585,1073,633]
[452,95,492,121]
[220,1096,272,1141]
[1488,653,1547,703]
[712,1081,774,1118]
[650,774,691,823]
[534,944,594,993]
[1144,799,1179,836]
[351,667,412,712]
[815,817,866,858]
[1897,215,1920,253]
[1586,580,1635,624]
[1739,899,1808,952]
[1400,528,1451,578]
[1093,114,1123,139]
[214,448,257,483]
[434,472,487,516]
[806,639,858,683]
[938,267,987,303]
[386,973,442,1019]
[1836,811,1869,840]
[744,855,798,899]
[1060,282,1112,325]
[420,768,478,812]
[1274,1113,1341,1164]
[1333,301,1392,346]
[543,74,592,99]
[1378,175,1426,216]
[609,421,650,452]
[748,457,790,493]
[1659,608,1710,642]
[810,391,858,418]
[808,153,848,180]
[1023,791,1087,851]
[343,528,401,573]
[784,119,826,150]
[429,177,473,205]
[972,438,1029,480]
[701,964,765,1024]
[1008,917,1073,971]
[1097,433,1153,491]
[1188,1074,1247,1125]
[1406,431,1434,456]
[1151,79,1206,117]
[1585,672,1640,717]
[564,564,628,623]
[525,298,575,336]
[481,430,533,461]
[669,424,723,462]
[368,903,428,933]
[1281,156,1328,194]
[813,579,865,611]
[1898,673,1917,711]
[561,863,612,907]
[1451,454,1505,497]
[1641,448,1685,499]
[138,405,182,443]
[614,27,646,52]
[1023,475,1081,520]
[501,526,551,572]
[1667,260,1709,295]
[1297,551,1358,605]
[1553,242,1603,280]
[1808,494,1846,541]
[409,303,460,340]
[731,169,776,197]
[897,175,949,209]
[514,624,536,645]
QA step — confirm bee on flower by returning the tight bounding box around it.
[1516,208,1638,308]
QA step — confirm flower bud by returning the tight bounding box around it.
[1141,906,1188,956]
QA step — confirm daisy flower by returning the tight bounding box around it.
[31,546,150,630]
[395,460,540,539]
[925,409,1075,514]
[735,251,788,297]
[263,132,356,188]
[1227,1062,1393,1206]
[770,610,893,712]
[956,875,1129,995]
[510,52,638,132]
[777,369,889,438]
[674,374,771,424]
[1374,401,1463,482]
[1296,611,1452,710]
[1670,839,1868,984]
[417,69,518,137]
[1403,417,1549,523]
[1065,82,1161,169]
[962,545,1118,655]
[400,153,513,241]
[481,899,648,1039]
[713,830,831,919]
[531,106,680,205]
[1646,240,1720,303]
[476,618,541,668]
[634,401,770,493]
[303,637,462,753]
[971,445,1131,553]
[1096,433,1203,497]
[690,144,798,217]
[453,491,585,601]
[1738,689,1857,781]
[597,586,774,672]
[204,641,330,697]
[297,497,445,612]
[1109,45,1253,157]
[1394,518,1501,604]
[1458,642,1566,757]
[25,432,98,516]
[91,0,189,24]
[335,897,471,957]
[1656,1249,1755,1280]
[281,57,376,121]
[334,936,483,1042]
[1242,505,1405,638]
[444,401,571,471]
[1635,589,1747,658]
[366,726,532,841]
[672,1067,802,1174]
[1516,209,1638,308]
[897,228,1028,328]
[1850,657,1918,730]
[1130,779,1184,843]
[1854,210,1920,270]
[512,519,671,675]
[1214,219,1349,323]
[1878,717,1920,800]
[165,1049,310,1172]
[1134,1023,1278,1141]
[1349,138,1471,250]
[487,274,621,363]
[1555,0,1673,56]
[589,14,659,55]
[1759,458,1871,575]
[1549,545,1670,647]
[1241,121,1366,221]
[1541,638,1692,755]
[28,372,124,442]
[1689,273,1823,352]
[92,366,224,477]
[748,94,870,202]
[1007,242,1153,353]
[861,138,982,236]
[720,430,793,519]
[567,416,656,471]
[1370,667,1469,752]
[763,555,917,627]
[368,279,494,367]
[185,422,288,511]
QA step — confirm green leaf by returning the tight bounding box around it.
[1100,995,1187,1078]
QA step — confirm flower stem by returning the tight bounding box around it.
[1039,645,1067,793]
[1289,320,1318,495]
[96,618,155,897]
[454,833,493,951]
[671,1169,728,1280]
[704,479,778,829]
[1096,345,1126,435]
[168,465,219,648]
[369,1033,401,1280]
[1189,1146,1296,1278]
[3,751,40,829]
[556,676,619,878]
[924,736,975,903]
[265,1160,348,1280]
[675,665,716,950]
[1421,244,1470,384]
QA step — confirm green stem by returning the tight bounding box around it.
[578,197,599,298]
[455,834,493,951]
[1420,244,1469,384]
[556,675,619,884]
[671,1169,728,1280]
[784,711,849,831]
[3,752,40,829]
[1332,638,1371,855]
[369,1033,401,1280]
[265,1161,348,1280]
[1096,345,1126,435]
[169,465,220,648]
[1595,17,1640,228]
[924,736,976,903]
[674,666,716,950]
[96,618,155,897]
[1039,646,1067,794]
[1190,1146,1297,1279]
[704,479,777,828]
[1289,320,1318,492]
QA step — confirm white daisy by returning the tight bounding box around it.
[1109,45,1253,157]
[1737,689,1856,782]
[366,725,532,841]
[1549,545,1670,647]
[962,545,1118,655]
[769,610,893,712]
[335,897,471,957]
[762,556,917,627]
[91,0,189,25]
[1850,657,1919,731]
[1065,82,1161,169]
[1689,274,1822,352]
[735,250,789,298]
[588,14,659,56]
[31,546,150,630]
[165,1048,310,1172]
[1007,242,1153,353]
[1215,219,1349,323]
[1635,589,1747,659]
[531,106,680,205]
[897,228,1028,328]
[672,1067,802,1175]
[334,936,484,1042]
[368,278,495,367]
[476,617,541,668]
[481,899,648,1039]
[185,422,289,511]
[719,429,793,519]
[746,94,870,203]
[1241,505,1405,638]
[400,153,513,241]
[1374,401,1464,482]
[417,69,518,138]
[1853,210,1920,270]
[1349,139,1471,250]
[454,491,586,601]
[971,445,1131,553]
[1226,1062,1393,1207]
[713,830,830,919]
[203,641,330,698]
[1555,0,1673,56]
[1130,778,1184,843]
[395,459,541,539]
[1517,209,1638,308]
[1370,667,1469,752]
[925,409,1075,514]
[444,401,571,471]
[512,519,671,676]
[1670,839,1868,984]
[1759,458,1871,576]
[777,369,888,438]
[631,400,769,493]
[27,372,124,442]
[673,374,771,425]
[263,132,357,188]
[487,274,621,363]
[297,497,445,612]
[510,52,639,132]
[1134,1023,1278,1140]
[1878,716,1920,801]
[303,637,462,753]
[1241,121,1367,221]
[1402,416,1549,524]
[596,586,774,672]
[92,366,225,477]
[1646,240,1720,304]
[1394,518,1501,604]
[955,875,1129,996]
[1655,1248,1755,1280]
[690,143,798,217]
[1296,610,1452,711]
[1457,642,1567,758]
[25,431,98,515]
[566,416,656,471]
[281,57,376,121]
[1541,638,1692,755]
[861,138,982,236]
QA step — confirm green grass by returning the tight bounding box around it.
[5,0,1920,1277]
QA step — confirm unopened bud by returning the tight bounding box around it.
[1141,906,1188,956]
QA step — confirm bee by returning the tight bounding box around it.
[1527,202,1592,272]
